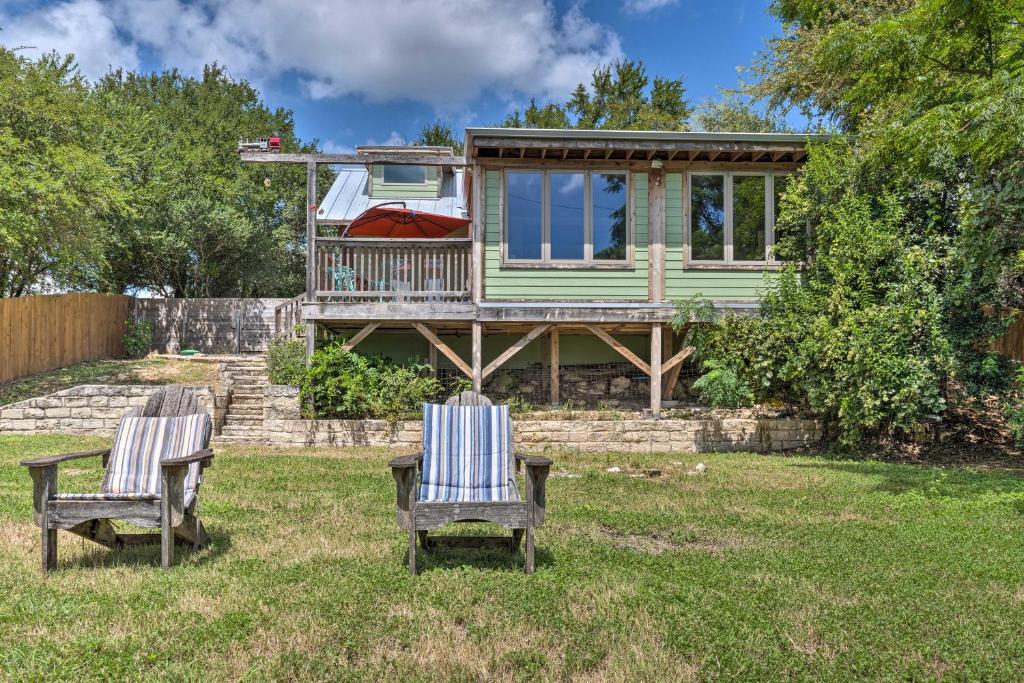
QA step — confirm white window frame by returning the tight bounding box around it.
[502,169,633,268]
[687,171,788,266]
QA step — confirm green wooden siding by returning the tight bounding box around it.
[356,331,648,370]
[664,172,778,301]
[369,164,440,198]
[483,170,650,301]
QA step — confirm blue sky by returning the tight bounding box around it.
[0,0,789,150]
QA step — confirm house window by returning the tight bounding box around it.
[507,171,543,260]
[381,164,427,185]
[688,172,789,264]
[504,170,630,265]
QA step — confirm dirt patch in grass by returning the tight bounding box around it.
[599,527,754,556]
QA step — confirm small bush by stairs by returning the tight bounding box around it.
[218,355,269,442]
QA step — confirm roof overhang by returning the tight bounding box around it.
[465,127,827,164]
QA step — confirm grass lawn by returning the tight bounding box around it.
[0,358,221,406]
[1,435,1023,681]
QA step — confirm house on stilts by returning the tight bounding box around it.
[244,128,818,417]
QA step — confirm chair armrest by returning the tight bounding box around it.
[389,453,423,469]
[391,453,422,531]
[515,454,553,469]
[161,448,214,468]
[21,449,111,468]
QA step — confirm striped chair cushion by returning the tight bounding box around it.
[99,414,211,508]
[419,403,516,503]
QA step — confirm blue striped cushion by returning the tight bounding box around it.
[101,414,210,507]
[419,403,516,502]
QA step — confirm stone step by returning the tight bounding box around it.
[228,408,263,417]
[231,393,264,401]
[230,396,263,406]
[225,416,262,427]
[232,385,266,393]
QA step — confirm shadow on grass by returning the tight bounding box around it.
[791,458,1024,503]
[414,545,555,574]
[60,527,232,570]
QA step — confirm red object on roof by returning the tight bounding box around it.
[343,205,470,238]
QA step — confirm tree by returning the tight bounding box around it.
[415,120,464,154]
[96,65,329,297]
[694,92,792,133]
[0,48,125,296]
[502,60,692,130]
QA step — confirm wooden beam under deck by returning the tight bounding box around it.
[585,325,652,376]
[481,324,550,380]
[412,323,472,378]
[341,322,379,352]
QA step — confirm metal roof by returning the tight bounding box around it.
[465,127,827,144]
[317,165,467,224]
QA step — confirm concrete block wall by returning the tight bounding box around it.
[135,298,288,354]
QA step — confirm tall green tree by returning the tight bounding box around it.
[415,120,464,154]
[0,48,125,296]
[502,60,692,130]
[96,65,329,297]
[749,0,1024,393]
[694,92,793,133]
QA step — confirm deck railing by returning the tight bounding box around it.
[314,238,472,303]
[274,293,305,338]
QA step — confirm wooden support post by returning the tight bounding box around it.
[304,160,317,361]
[412,323,472,378]
[648,169,666,303]
[428,328,438,377]
[471,164,484,304]
[651,323,662,418]
[585,325,652,376]
[341,322,379,352]
[549,328,560,406]
[482,324,550,380]
[472,321,482,393]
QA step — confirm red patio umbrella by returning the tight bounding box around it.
[342,203,470,238]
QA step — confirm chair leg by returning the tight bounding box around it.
[511,528,524,552]
[161,503,174,569]
[408,525,417,576]
[525,525,535,575]
[418,530,429,550]
[41,527,57,573]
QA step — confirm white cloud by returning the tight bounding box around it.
[0,0,624,106]
[0,0,140,77]
[622,0,677,13]
[320,139,355,154]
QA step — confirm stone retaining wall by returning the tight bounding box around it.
[0,385,227,435]
[260,386,821,453]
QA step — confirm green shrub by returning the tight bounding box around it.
[673,141,954,447]
[690,359,754,408]
[122,319,153,359]
[267,336,305,386]
[300,343,444,420]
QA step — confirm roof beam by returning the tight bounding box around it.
[241,152,465,166]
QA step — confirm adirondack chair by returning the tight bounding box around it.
[21,386,214,572]
[390,391,552,574]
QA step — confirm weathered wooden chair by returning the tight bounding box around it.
[390,391,552,574]
[21,386,214,572]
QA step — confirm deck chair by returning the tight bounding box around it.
[389,390,552,574]
[21,386,214,572]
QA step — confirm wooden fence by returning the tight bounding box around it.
[994,313,1024,363]
[0,294,132,384]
